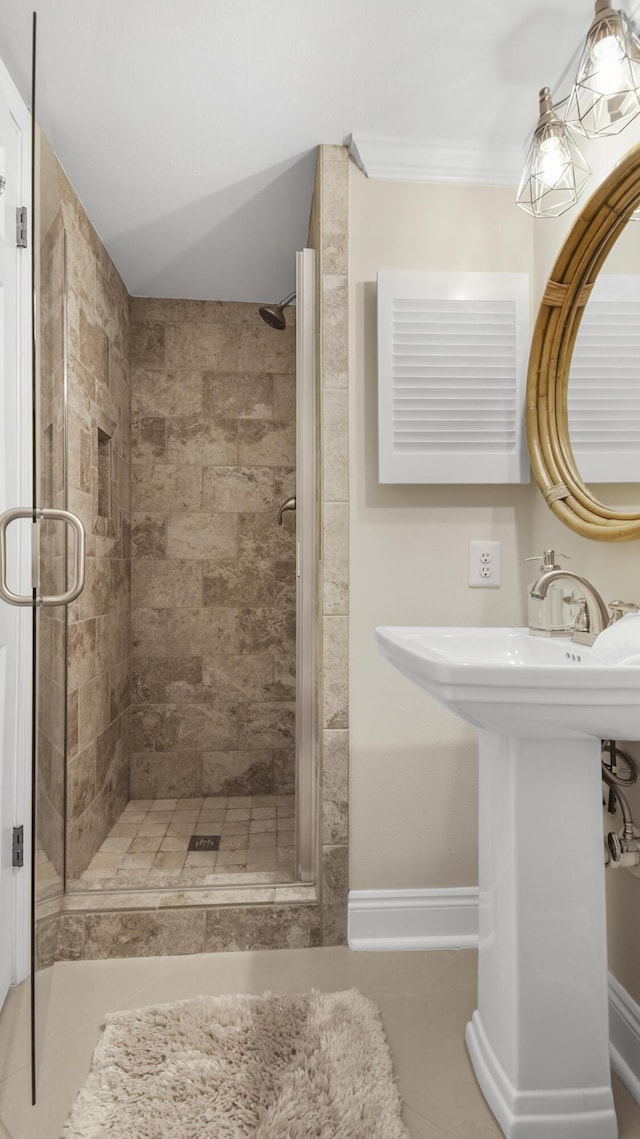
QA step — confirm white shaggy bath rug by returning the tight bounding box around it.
[63,989,411,1138]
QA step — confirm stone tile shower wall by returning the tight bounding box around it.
[130,300,296,800]
[38,134,132,882]
[308,146,350,946]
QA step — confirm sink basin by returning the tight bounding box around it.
[376,625,628,1139]
[375,625,640,739]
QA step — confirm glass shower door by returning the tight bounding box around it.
[0,48,33,1017]
[0,22,86,1114]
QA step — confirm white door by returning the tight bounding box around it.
[0,57,32,1011]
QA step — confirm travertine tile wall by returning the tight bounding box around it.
[308,146,350,945]
[38,135,132,881]
[129,300,297,800]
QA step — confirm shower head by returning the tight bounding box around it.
[258,304,287,330]
[258,291,296,331]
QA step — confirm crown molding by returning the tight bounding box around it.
[348,133,523,187]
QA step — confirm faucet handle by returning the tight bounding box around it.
[561,594,577,632]
[563,594,589,631]
[525,551,571,564]
[607,600,640,625]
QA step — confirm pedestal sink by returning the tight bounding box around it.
[375,626,640,1139]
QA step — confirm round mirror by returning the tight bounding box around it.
[527,142,640,540]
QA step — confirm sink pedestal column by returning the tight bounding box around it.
[465,730,618,1139]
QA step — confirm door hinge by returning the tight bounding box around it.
[12,825,24,868]
[16,207,28,248]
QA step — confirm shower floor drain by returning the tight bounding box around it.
[188,835,221,852]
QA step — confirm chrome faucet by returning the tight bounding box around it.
[529,569,609,646]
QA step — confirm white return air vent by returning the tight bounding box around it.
[568,274,640,484]
[377,270,530,484]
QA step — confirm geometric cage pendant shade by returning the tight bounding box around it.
[516,87,592,218]
[563,0,640,137]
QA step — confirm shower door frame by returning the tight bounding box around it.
[295,248,317,883]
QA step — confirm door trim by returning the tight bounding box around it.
[0,52,33,986]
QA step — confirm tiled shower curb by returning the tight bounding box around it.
[36,884,318,965]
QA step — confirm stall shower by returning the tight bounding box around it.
[36,133,300,899]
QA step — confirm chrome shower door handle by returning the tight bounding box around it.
[0,507,86,607]
[277,496,296,525]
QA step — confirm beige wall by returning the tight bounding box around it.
[129,299,297,801]
[349,168,534,889]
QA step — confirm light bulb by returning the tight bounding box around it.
[592,32,623,60]
[533,134,568,188]
[590,32,626,94]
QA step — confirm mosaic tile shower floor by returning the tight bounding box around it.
[68,795,295,891]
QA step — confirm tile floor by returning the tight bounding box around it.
[68,794,296,891]
[1,947,639,1138]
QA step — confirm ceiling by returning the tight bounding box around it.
[0,0,637,303]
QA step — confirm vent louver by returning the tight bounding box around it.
[378,272,530,484]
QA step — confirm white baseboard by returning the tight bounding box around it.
[348,886,640,1109]
[609,973,640,1106]
[347,887,479,951]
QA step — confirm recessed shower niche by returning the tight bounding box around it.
[96,427,112,521]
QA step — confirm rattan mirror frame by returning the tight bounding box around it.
[526,142,640,541]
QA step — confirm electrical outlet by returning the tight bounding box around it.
[469,540,501,588]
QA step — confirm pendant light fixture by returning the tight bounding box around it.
[564,0,640,137]
[516,88,592,217]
